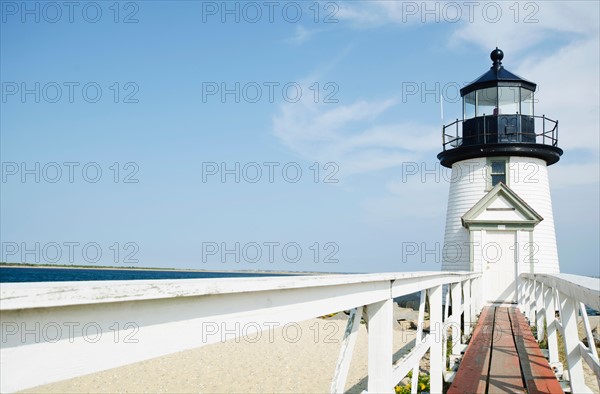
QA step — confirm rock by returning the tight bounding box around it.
[393,305,420,322]
[582,327,600,348]
[408,320,430,332]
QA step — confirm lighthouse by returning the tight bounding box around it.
[438,48,562,303]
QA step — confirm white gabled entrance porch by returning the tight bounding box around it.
[462,183,543,304]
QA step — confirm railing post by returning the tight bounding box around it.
[543,114,546,145]
[535,281,544,341]
[529,279,537,323]
[558,291,586,393]
[518,276,528,313]
[442,126,446,150]
[366,299,393,393]
[451,281,462,354]
[443,290,450,370]
[521,278,530,319]
[483,114,487,144]
[470,278,478,321]
[411,290,427,394]
[473,276,483,317]
[455,118,459,143]
[429,285,443,394]
[527,279,534,322]
[463,279,472,338]
[517,277,523,309]
[543,284,560,365]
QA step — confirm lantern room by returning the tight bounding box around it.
[438,48,562,168]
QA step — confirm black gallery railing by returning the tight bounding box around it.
[442,114,559,151]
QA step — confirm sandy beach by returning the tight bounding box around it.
[22,306,421,394]
[20,310,599,394]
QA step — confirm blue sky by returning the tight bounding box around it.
[1,1,598,276]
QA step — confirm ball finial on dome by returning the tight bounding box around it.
[491,47,504,68]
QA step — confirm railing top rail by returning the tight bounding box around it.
[0,271,480,311]
[442,114,559,126]
[520,273,600,310]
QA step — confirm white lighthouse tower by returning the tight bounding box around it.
[438,48,562,303]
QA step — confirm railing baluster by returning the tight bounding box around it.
[579,302,600,389]
[579,302,599,361]
[410,290,427,394]
[331,306,363,394]
[429,285,444,394]
[535,281,544,341]
[543,283,560,366]
[451,282,462,355]
[559,292,586,393]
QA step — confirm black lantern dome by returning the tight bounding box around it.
[438,48,562,168]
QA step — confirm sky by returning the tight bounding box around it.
[1,1,598,276]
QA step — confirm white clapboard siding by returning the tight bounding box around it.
[509,157,560,273]
[442,157,489,272]
[442,156,560,274]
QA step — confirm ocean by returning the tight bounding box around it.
[0,266,294,283]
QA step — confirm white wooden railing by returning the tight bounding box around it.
[0,271,482,393]
[519,273,600,393]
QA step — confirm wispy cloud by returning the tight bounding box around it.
[336,1,427,28]
[273,90,439,176]
[337,1,599,43]
[275,1,598,178]
[516,38,599,153]
[286,25,319,45]
[449,2,599,53]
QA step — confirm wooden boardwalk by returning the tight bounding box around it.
[448,306,563,394]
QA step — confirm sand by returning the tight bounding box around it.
[22,307,422,394]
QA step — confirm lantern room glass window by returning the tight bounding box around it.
[521,88,534,116]
[498,87,519,115]
[464,91,476,119]
[462,86,536,120]
[477,87,497,116]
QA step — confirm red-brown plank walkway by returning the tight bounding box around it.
[448,306,563,394]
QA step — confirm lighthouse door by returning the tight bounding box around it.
[484,231,517,303]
